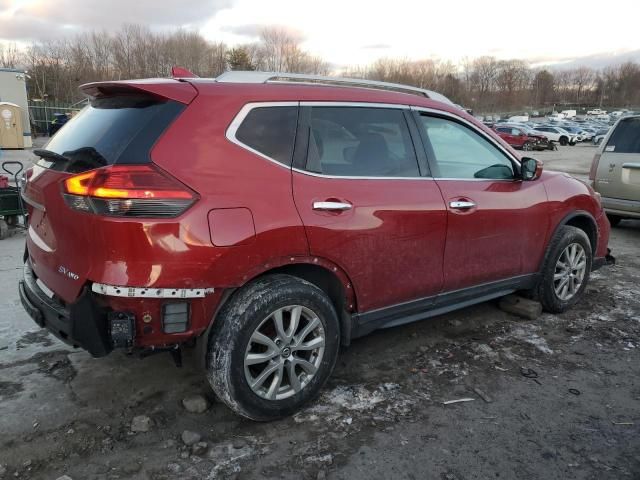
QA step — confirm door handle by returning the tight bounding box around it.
[313,201,352,211]
[449,201,476,210]
[622,163,640,170]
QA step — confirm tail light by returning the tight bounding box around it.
[62,165,197,217]
[589,153,601,182]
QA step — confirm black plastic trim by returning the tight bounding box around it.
[351,273,538,338]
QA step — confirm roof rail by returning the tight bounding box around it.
[214,71,454,105]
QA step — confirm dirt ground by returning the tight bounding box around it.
[0,142,639,480]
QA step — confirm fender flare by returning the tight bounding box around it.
[238,255,357,312]
[539,210,598,272]
[196,255,358,367]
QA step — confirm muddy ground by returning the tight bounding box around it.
[1,143,639,480]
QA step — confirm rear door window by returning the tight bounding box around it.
[304,107,420,177]
[235,106,298,165]
[606,118,640,153]
[44,96,184,171]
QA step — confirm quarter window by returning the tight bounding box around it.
[305,107,420,177]
[235,106,298,165]
[418,115,515,180]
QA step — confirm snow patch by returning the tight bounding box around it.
[510,326,554,354]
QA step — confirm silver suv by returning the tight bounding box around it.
[590,115,640,226]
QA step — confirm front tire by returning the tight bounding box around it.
[522,141,533,151]
[559,136,568,146]
[206,274,340,421]
[537,226,592,313]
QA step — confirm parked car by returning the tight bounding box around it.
[532,126,577,146]
[493,125,550,151]
[587,108,607,115]
[507,115,529,123]
[559,125,585,142]
[592,128,610,145]
[548,113,565,121]
[578,127,597,141]
[48,112,70,136]
[590,115,640,225]
[19,71,612,420]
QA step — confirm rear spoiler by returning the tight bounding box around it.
[80,78,198,104]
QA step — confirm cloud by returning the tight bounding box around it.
[0,0,233,42]
[361,43,391,50]
[220,23,263,38]
[532,49,640,70]
[220,23,306,42]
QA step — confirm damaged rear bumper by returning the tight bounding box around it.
[19,261,112,357]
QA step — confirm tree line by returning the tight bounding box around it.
[1,24,639,113]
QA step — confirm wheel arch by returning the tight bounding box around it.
[197,256,357,367]
[541,210,598,271]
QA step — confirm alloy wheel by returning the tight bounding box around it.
[244,305,325,400]
[553,243,587,301]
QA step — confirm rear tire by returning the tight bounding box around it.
[536,226,592,313]
[559,136,568,146]
[607,214,622,227]
[0,219,8,240]
[206,274,340,421]
[522,142,533,151]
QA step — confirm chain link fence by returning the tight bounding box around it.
[28,99,87,137]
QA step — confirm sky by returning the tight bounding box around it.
[2,0,640,68]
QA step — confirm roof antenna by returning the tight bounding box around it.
[171,66,198,78]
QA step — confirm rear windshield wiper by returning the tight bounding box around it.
[33,148,106,173]
[33,149,70,164]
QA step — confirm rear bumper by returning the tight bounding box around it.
[19,261,112,357]
[601,196,640,218]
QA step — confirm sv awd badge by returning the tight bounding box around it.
[58,265,79,281]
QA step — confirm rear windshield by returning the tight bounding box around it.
[606,118,640,153]
[44,95,184,170]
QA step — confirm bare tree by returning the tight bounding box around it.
[471,56,499,109]
[0,43,21,68]
[572,66,595,104]
[6,23,640,111]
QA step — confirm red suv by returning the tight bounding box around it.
[493,125,548,151]
[19,71,612,420]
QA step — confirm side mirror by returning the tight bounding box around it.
[521,157,543,181]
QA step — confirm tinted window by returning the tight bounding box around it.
[306,107,419,177]
[45,96,184,170]
[236,106,298,165]
[496,127,510,134]
[418,115,514,180]
[606,118,640,153]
